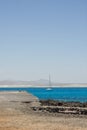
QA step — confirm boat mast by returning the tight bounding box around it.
[49,74,51,87]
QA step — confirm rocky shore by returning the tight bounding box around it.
[0,91,87,130]
[40,100,87,107]
[32,100,87,116]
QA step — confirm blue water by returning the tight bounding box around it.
[0,87,87,102]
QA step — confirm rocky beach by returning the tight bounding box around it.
[0,91,87,130]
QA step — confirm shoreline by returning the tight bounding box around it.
[31,99,87,116]
[0,85,87,87]
[0,87,87,103]
[0,91,87,130]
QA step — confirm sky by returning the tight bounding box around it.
[0,0,87,83]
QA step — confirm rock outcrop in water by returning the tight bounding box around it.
[40,100,87,107]
[32,100,87,115]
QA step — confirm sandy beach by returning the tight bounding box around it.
[0,91,87,130]
[0,108,87,130]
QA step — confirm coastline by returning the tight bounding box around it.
[0,85,87,87]
[0,91,87,130]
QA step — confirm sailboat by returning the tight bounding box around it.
[46,75,52,90]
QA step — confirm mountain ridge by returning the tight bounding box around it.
[0,79,87,87]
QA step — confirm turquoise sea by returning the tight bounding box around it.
[0,87,87,102]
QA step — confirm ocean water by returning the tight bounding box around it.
[0,87,87,102]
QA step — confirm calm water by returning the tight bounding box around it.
[0,87,87,102]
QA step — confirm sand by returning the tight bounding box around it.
[0,110,87,130]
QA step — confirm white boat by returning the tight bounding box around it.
[46,75,52,90]
[46,87,52,90]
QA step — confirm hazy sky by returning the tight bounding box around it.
[0,0,87,83]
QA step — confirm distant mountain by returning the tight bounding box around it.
[0,79,50,86]
[0,80,87,87]
[29,79,50,86]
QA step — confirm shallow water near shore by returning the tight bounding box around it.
[0,87,87,102]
